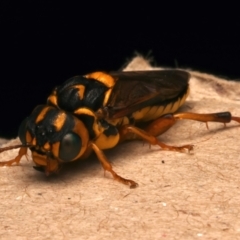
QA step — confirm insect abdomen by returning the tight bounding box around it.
[132,86,190,122]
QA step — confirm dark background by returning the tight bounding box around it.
[1,2,239,138]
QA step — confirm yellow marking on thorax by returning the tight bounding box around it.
[74,107,95,116]
[85,72,116,88]
[53,112,67,131]
[74,107,103,136]
[36,106,50,123]
[75,85,85,100]
[47,90,57,106]
[94,132,120,150]
[84,72,117,106]
[103,89,113,106]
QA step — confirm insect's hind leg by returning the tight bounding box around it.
[119,111,240,152]
[174,112,240,126]
[119,114,193,152]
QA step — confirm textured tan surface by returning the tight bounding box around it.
[0,56,240,240]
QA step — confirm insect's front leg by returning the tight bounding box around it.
[90,142,138,188]
[0,146,28,166]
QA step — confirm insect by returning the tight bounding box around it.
[0,70,239,188]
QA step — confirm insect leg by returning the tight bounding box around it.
[90,142,138,188]
[119,111,240,153]
[0,147,28,166]
[119,116,193,152]
[174,112,240,125]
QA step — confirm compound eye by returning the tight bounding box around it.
[59,132,81,161]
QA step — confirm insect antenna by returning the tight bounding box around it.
[0,144,32,153]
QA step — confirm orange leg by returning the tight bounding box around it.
[119,112,240,152]
[0,146,28,166]
[174,112,240,124]
[90,111,239,188]
[119,114,192,152]
[91,142,138,188]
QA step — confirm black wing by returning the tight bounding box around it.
[107,70,190,118]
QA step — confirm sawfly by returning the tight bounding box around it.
[0,70,239,188]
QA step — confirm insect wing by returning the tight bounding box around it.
[107,70,190,118]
